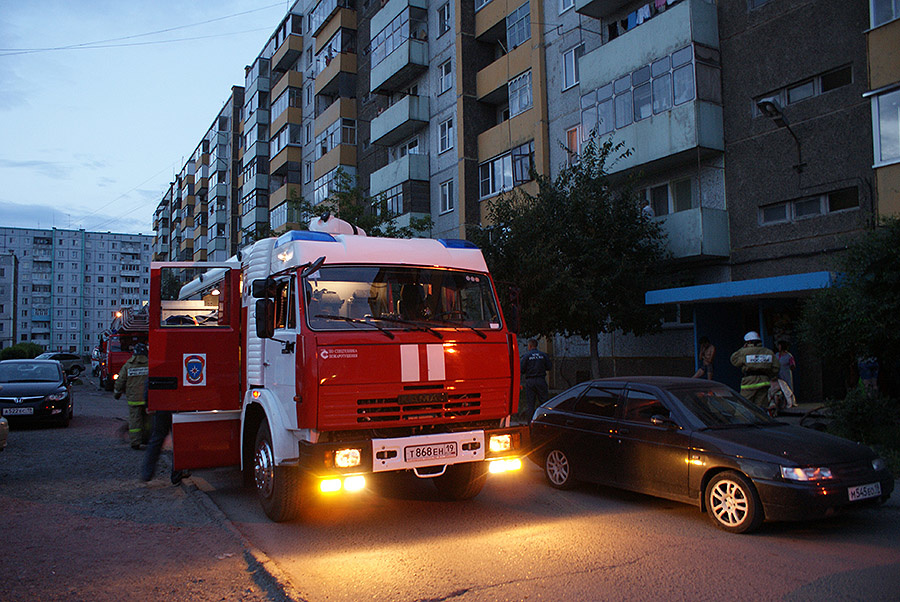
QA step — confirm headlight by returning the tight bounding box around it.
[489,434,512,453]
[46,392,68,401]
[781,466,834,481]
[872,458,886,472]
[334,448,362,468]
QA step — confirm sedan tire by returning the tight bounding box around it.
[705,471,763,534]
[544,449,576,490]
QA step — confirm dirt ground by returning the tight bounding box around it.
[0,380,290,601]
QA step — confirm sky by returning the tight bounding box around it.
[0,0,293,235]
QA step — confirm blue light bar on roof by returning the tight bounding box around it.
[275,230,337,247]
[438,239,479,250]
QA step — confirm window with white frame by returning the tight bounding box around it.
[872,88,900,165]
[439,117,454,153]
[759,187,859,225]
[509,70,533,117]
[315,118,356,159]
[754,65,852,117]
[476,0,492,11]
[440,179,454,213]
[507,2,530,50]
[479,153,513,199]
[314,167,355,205]
[563,44,583,90]
[871,0,900,27]
[645,178,695,217]
[390,137,420,162]
[439,60,452,93]
[439,2,451,36]
[560,0,574,13]
[304,161,312,184]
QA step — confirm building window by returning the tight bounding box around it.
[871,0,900,27]
[438,2,451,36]
[371,8,425,68]
[479,154,513,199]
[565,126,580,165]
[440,179,454,213]
[560,0,574,13]
[511,140,535,183]
[873,88,900,165]
[759,187,859,225]
[645,178,695,216]
[438,117,454,153]
[506,2,530,50]
[390,137,421,162]
[755,65,852,116]
[439,60,452,93]
[476,0,492,11]
[377,184,404,215]
[304,161,312,184]
[509,70,533,117]
[562,44,583,90]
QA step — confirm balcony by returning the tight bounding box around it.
[655,207,730,260]
[315,52,357,98]
[477,43,532,103]
[241,174,269,198]
[369,152,429,196]
[314,144,357,180]
[269,183,302,208]
[243,140,269,159]
[210,183,228,200]
[270,145,303,176]
[575,0,628,19]
[370,39,428,95]
[207,237,228,253]
[371,95,429,147]
[241,208,269,230]
[579,0,722,174]
[273,34,303,73]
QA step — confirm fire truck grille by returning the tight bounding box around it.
[356,393,482,423]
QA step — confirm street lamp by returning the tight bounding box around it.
[756,97,806,173]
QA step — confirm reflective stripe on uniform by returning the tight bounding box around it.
[127,401,146,406]
[741,381,770,390]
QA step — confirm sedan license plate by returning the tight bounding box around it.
[848,482,881,502]
[404,442,458,463]
[2,407,34,416]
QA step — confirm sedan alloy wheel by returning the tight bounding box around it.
[544,449,575,490]
[706,471,762,533]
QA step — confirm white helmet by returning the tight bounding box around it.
[744,331,761,342]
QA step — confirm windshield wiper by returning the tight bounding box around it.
[371,316,443,340]
[314,314,395,339]
[427,318,488,339]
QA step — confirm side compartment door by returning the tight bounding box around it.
[148,263,242,469]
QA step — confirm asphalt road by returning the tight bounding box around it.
[2,381,899,601]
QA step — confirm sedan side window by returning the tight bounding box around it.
[573,386,620,418]
[623,389,671,424]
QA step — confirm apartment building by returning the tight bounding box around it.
[0,228,152,353]
[149,0,889,400]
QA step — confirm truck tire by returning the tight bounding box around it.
[433,461,487,500]
[253,419,303,522]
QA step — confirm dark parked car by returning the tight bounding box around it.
[35,352,86,377]
[0,360,74,427]
[530,376,893,533]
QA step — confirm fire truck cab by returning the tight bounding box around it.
[148,217,527,521]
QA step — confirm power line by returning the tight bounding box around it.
[0,2,284,57]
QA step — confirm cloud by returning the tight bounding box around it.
[0,198,152,234]
[0,158,71,180]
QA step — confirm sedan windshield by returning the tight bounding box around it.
[0,363,61,383]
[668,384,776,428]
[306,265,502,331]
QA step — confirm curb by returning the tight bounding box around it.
[182,477,307,602]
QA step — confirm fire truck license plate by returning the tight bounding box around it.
[404,442,458,462]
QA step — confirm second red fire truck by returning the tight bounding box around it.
[148,216,528,520]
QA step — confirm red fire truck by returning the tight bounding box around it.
[98,307,149,390]
[148,217,528,521]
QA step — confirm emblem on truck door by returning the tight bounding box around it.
[183,353,207,386]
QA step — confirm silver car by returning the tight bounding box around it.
[35,352,86,377]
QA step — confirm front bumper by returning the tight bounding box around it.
[298,426,529,478]
[755,471,894,522]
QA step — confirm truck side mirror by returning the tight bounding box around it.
[255,299,275,339]
[252,277,276,298]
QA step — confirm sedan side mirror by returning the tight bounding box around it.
[650,414,677,428]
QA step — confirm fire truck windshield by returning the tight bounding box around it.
[305,265,502,331]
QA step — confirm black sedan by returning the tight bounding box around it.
[530,376,893,533]
[0,360,74,427]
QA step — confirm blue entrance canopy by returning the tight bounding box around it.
[645,271,835,305]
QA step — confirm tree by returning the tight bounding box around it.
[0,342,45,361]
[289,169,433,238]
[799,217,900,394]
[473,135,669,378]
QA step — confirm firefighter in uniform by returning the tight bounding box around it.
[521,339,552,418]
[114,342,150,449]
[730,331,780,408]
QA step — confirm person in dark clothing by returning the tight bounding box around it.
[521,339,551,418]
[141,410,189,484]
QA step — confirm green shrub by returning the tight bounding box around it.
[0,342,45,361]
[826,385,900,474]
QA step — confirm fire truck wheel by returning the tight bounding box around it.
[254,420,303,522]
[433,461,487,500]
